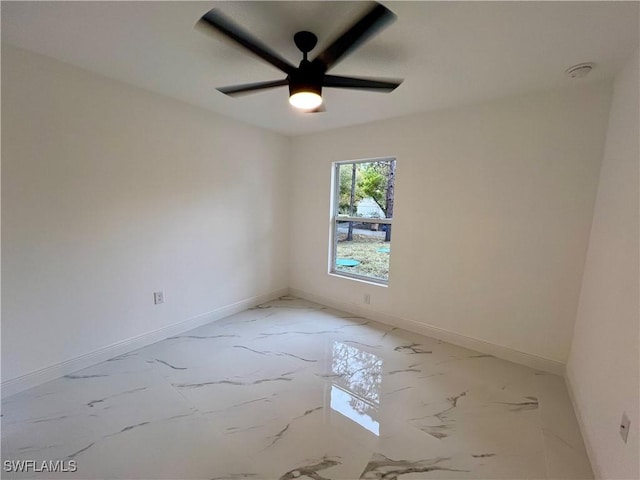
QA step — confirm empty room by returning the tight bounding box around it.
[1,1,638,479]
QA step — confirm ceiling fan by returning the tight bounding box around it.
[196,2,403,112]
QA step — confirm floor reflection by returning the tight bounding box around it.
[330,341,382,435]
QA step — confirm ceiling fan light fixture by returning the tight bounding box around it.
[289,91,323,110]
[198,3,402,110]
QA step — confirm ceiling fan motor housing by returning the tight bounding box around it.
[288,60,323,97]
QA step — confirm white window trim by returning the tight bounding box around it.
[329,157,395,286]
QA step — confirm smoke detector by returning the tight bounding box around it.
[565,63,594,78]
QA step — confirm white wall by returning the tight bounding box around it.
[289,82,612,367]
[566,52,639,479]
[1,45,289,384]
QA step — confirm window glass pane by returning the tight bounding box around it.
[334,220,392,282]
[336,160,396,220]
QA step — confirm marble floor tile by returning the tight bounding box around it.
[2,296,592,479]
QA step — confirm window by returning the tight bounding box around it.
[330,158,396,285]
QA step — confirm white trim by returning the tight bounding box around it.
[328,272,389,288]
[289,287,565,375]
[1,288,289,399]
[329,269,388,286]
[334,156,396,166]
[336,216,392,224]
[564,370,601,479]
[330,163,341,276]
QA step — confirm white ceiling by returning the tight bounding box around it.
[2,1,638,136]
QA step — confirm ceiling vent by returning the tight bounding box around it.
[565,63,594,78]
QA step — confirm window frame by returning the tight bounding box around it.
[329,157,396,286]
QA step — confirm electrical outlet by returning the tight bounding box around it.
[364,293,371,305]
[154,291,164,305]
[620,412,630,443]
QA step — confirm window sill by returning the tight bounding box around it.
[328,271,389,288]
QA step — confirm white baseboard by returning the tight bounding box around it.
[1,288,289,399]
[290,287,565,375]
[564,371,602,479]
[2,286,565,398]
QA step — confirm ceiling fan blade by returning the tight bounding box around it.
[323,74,402,92]
[217,79,288,97]
[311,2,395,72]
[198,9,296,75]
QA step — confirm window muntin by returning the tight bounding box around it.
[331,158,396,284]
